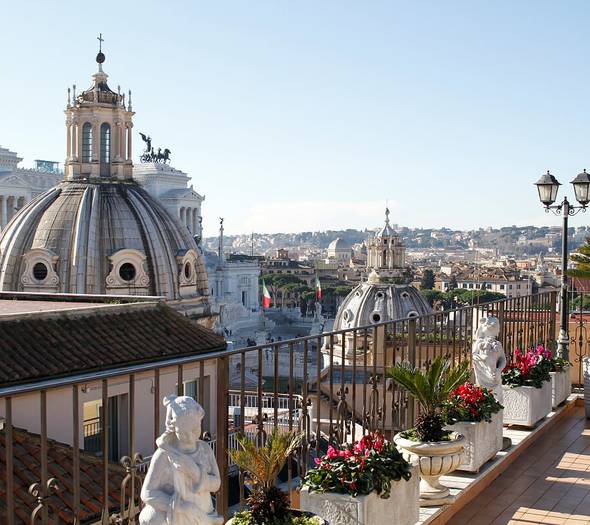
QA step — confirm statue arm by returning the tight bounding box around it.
[140,450,172,512]
[195,446,221,493]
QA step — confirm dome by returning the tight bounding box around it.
[334,279,432,330]
[0,180,209,300]
[328,238,351,252]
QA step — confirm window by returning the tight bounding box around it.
[500,284,505,290]
[371,312,381,323]
[100,123,111,176]
[184,262,192,280]
[33,262,48,281]
[82,122,93,162]
[119,263,136,282]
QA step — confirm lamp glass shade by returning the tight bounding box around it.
[571,170,590,206]
[535,171,560,206]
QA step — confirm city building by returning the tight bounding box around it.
[365,207,407,280]
[0,147,61,228]
[326,237,352,264]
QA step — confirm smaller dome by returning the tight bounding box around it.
[328,238,351,252]
[334,281,432,330]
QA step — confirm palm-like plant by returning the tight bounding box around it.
[388,357,470,442]
[229,429,303,524]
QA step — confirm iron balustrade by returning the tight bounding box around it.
[0,291,558,524]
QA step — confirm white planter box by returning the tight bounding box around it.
[550,370,571,408]
[300,468,419,525]
[445,411,503,473]
[502,380,551,427]
[584,358,590,419]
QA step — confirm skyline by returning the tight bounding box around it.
[3,1,590,236]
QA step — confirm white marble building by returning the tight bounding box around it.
[133,162,204,241]
[0,147,61,228]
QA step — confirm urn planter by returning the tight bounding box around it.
[394,433,464,506]
[444,411,503,473]
[502,380,551,427]
[550,370,571,408]
[299,470,419,525]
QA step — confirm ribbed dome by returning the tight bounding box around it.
[334,280,432,330]
[0,180,208,300]
[328,238,350,251]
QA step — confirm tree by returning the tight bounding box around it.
[420,269,435,290]
[568,237,590,279]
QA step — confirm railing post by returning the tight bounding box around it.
[550,290,558,350]
[216,355,229,520]
[407,318,417,427]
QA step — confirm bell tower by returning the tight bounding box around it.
[64,35,134,181]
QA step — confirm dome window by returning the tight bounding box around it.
[407,311,419,318]
[82,122,93,162]
[343,309,354,322]
[371,312,382,323]
[33,262,48,281]
[119,262,136,282]
[184,262,192,280]
[376,291,385,299]
[401,291,410,299]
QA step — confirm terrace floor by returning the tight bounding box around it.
[447,404,590,525]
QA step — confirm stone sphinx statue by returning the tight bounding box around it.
[139,396,223,525]
[472,316,506,403]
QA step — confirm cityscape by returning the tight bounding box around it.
[1,3,590,525]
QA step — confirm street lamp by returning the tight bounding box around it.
[534,170,590,360]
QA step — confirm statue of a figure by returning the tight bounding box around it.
[472,316,506,403]
[314,301,322,321]
[139,396,223,525]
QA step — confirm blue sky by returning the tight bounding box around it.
[2,1,590,236]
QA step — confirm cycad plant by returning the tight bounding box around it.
[388,357,470,442]
[229,428,303,524]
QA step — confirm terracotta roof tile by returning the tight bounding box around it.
[0,303,226,388]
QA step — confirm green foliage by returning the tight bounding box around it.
[228,429,303,524]
[303,433,412,499]
[420,269,435,290]
[387,357,470,441]
[230,510,320,525]
[568,237,590,279]
[420,288,506,309]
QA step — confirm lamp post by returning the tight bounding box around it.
[534,170,590,360]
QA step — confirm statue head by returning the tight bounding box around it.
[475,316,500,340]
[161,395,205,453]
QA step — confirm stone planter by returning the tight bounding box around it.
[300,471,419,525]
[550,370,571,408]
[227,510,325,525]
[394,432,464,506]
[502,380,551,427]
[444,411,503,473]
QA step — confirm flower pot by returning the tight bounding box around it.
[226,509,325,525]
[299,471,419,525]
[394,433,464,506]
[502,380,551,427]
[444,411,503,473]
[550,370,571,408]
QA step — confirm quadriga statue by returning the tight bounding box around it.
[140,396,223,525]
[472,316,507,404]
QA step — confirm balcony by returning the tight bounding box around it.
[0,290,588,524]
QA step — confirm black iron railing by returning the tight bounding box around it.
[0,291,558,524]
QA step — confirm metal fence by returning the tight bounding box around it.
[0,291,558,524]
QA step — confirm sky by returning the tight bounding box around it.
[2,1,590,237]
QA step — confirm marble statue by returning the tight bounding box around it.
[139,396,223,525]
[472,316,506,403]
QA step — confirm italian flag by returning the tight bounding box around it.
[262,278,271,309]
[315,275,322,300]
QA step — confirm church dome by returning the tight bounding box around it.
[0,180,208,300]
[328,238,351,252]
[334,275,432,330]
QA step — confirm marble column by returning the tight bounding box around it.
[66,122,72,159]
[180,207,185,226]
[127,123,133,160]
[0,197,5,228]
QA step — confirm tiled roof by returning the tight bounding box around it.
[0,303,226,388]
[0,427,129,524]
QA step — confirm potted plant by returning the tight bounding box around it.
[227,429,323,525]
[549,352,571,408]
[388,357,469,506]
[442,381,503,472]
[300,432,419,525]
[502,346,552,427]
